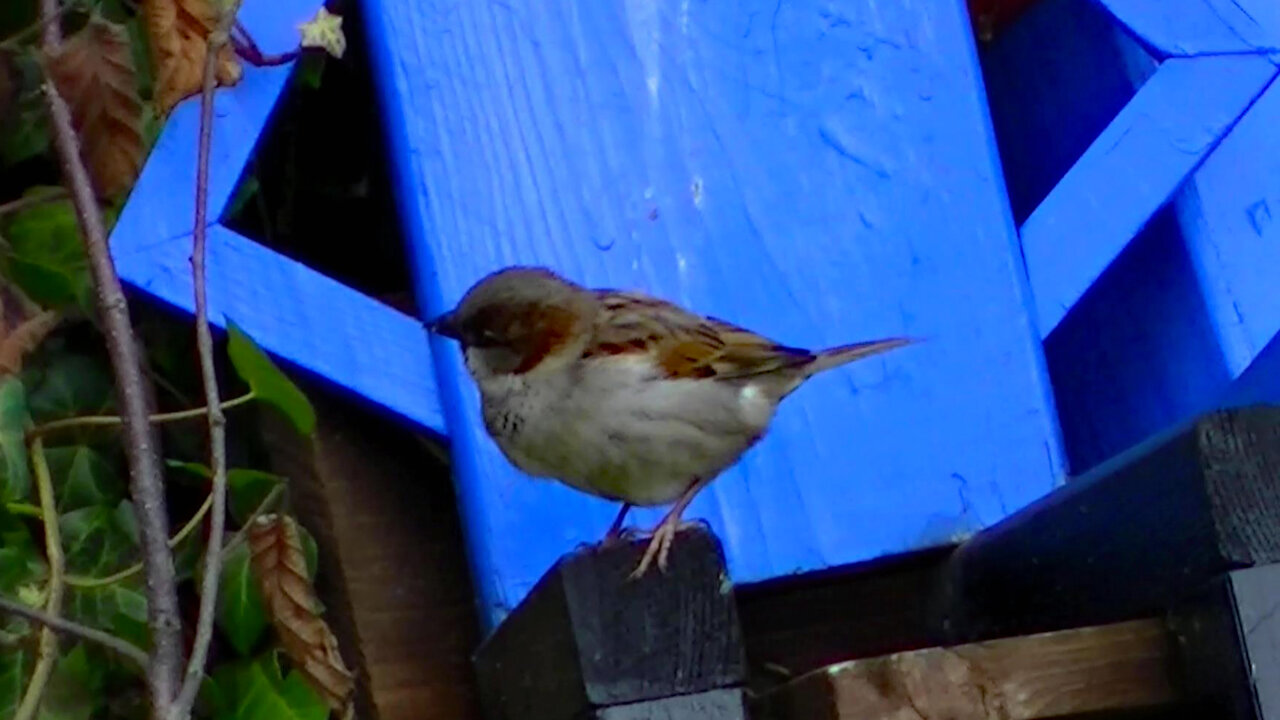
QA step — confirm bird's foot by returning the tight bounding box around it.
[627,519,705,580]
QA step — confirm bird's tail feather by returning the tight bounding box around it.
[805,337,917,377]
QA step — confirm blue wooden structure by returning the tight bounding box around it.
[108,0,1280,629]
[984,0,1280,471]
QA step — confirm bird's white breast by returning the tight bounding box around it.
[472,352,780,506]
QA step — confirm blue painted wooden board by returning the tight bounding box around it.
[364,0,1065,625]
[109,0,446,433]
[985,0,1280,472]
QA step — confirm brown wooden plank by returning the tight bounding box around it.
[262,386,482,720]
[753,618,1178,720]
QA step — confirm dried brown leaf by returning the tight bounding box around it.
[0,309,59,375]
[45,17,145,199]
[143,0,242,116]
[249,514,355,712]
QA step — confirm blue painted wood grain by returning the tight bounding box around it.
[112,225,444,432]
[1021,54,1277,336]
[1097,0,1280,57]
[110,0,446,434]
[364,0,1066,625]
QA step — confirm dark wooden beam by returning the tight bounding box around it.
[472,526,747,720]
[752,618,1180,720]
[1174,562,1280,720]
[940,405,1280,642]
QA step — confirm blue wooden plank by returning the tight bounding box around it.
[112,224,446,433]
[111,0,320,246]
[1021,55,1276,337]
[1097,0,1280,57]
[365,0,1066,626]
[1179,76,1280,395]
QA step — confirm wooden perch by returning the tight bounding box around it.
[941,405,1280,642]
[753,618,1179,720]
[473,526,748,720]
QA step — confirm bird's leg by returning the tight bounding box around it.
[600,502,634,545]
[628,477,710,580]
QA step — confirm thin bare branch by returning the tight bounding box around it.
[14,439,65,720]
[170,1,243,716]
[0,596,149,667]
[41,65,181,720]
[39,0,61,51]
[28,391,256,438]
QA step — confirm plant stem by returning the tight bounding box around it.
[169,2,243,716]
[28,391,256,438]
[0,596,149,667]
[14,440,65,720]
[41,57,181,720]
[0,188,68,218]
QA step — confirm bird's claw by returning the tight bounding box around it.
[627,520,704,580]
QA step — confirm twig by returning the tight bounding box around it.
[219,483,285,561]
[230,21,299,66]
[14,439,65,720]
[0,188,68,218]
[0,596,148,667]
[170,3,244,717]
[39,0,61,51]
[42,59,182,720]
[28,391,256,439]
[0,0,73,51]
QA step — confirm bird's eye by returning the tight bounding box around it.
[470,328,503,347]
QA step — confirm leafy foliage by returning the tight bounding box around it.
[0,199,92,311]
[203,653,329,720]
[0,1,351,716]
[227,322,316,436]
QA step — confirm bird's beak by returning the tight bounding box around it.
[427,310,461,340]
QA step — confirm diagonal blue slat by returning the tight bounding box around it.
[112,224,445,433]
[112,0,320,247]
[1021,54,1277,337]
[1097,0,1280,57]
[111,0,446,433]
[365,0,1066,627]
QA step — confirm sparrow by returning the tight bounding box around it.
[428,266,914,578]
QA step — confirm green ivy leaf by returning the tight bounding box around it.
[0,377,30,501]
[0,646,29,720]
[0,521,44,596]
[298,522,319,584]
[38,644,105,720]
[64,579,148,646]
[226,322,316,436]
[59,505,137,577]
[227,469,283,526]
[208,654,328,720]
[26,354,114,422]
[0,199,91,310]
[45,445,123,512]
[217,542,267,656]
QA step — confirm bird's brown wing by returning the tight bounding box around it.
[585,291,814,381]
